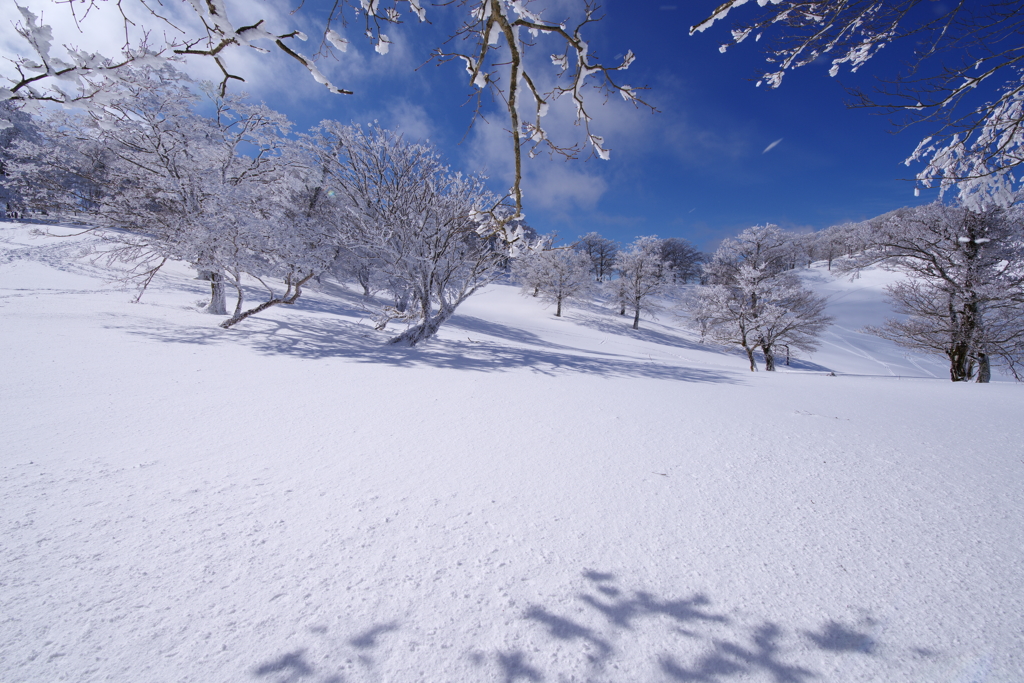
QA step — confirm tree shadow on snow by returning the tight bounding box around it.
[487,571,905,683]
[251,621,400,683]
[111,307,740,384]
[249,572,937,683]
[566,309,724,355]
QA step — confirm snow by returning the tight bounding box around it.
[2,222,1022,682]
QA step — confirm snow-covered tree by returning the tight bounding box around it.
[1,1,652,219]
[515,246,595,317]
[808,223,859,271]
[575,232,619,282]
[0,100,40,217]
[311,123,518,346]
[685,225,833,371]
[702,224,792,285]
[614,235,670,330]
[840,201,1024,381]
[10,66,337,327]
[694,1,1024,208]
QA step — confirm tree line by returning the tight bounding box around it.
[515,210,1024,383]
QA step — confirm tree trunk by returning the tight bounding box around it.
[632,307,640,330]
[744,344,757,372]
[388,301,457,346]
[555,297,562,317]
[948,298,979,381]
[199,270,227,315]
[619,304,626,316]
[949,343,972,381]
[231,278,244,318]
[358,267,372,297]
[762,343,776,371]
[976,352,991,383]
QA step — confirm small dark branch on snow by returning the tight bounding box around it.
[220,271,313,329]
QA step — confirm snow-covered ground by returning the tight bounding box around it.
[2,222,1021,683]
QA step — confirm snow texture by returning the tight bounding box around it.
[1,222,1022,682]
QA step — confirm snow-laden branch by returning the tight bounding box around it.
[691,0,1024,206]
[431,0,655,216]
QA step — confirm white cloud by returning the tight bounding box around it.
[385,99,433,142]
[464,111,608,218]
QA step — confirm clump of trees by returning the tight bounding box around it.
[683,224,833,371]
[517,233,704,330]
[614,236,673,330]
[7,66,521,345]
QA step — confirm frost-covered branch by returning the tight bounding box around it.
[432,0,654,215]
[692,0,1024,206]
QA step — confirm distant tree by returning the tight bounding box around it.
[702,224,792,285]
[810,224,857,271]
[512,235,555,298]
[0,100,39,217]
[685,225,833,370]
[615,236,669,330]
[516,246,595,317]
[840,202,1024,381]
[660,237,703,283]
[575,232,619,282]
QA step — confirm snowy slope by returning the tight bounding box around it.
[2,222,1022,683]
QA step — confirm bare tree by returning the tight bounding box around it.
[694,0,1024,207]
[312,123,518,346]
[685,225,832,371]
[574,232,619,282]
[660,237,704,283]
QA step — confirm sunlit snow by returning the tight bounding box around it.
[2,222,1021,683]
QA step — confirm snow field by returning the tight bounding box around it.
[1,223,1022,682]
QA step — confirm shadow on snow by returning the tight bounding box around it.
[110,296,741,384]
[249,571,915,683]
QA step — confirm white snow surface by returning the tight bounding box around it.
[2,222,1022,683]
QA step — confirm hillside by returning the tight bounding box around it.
[2,222,1021,683]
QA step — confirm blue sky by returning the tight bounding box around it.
[4,0,944,250]
[238,0,943,252]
